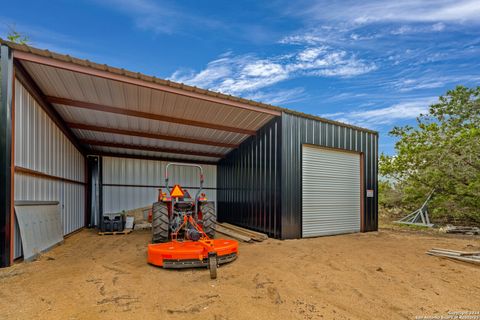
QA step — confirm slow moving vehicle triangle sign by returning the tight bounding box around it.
[170,184,185,198]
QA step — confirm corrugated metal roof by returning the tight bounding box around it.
[21,62,275,131]
[55,105,249,145]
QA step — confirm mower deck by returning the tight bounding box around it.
[147,239,238,268]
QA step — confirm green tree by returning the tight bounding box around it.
[6,27,29,44]
[380,86,480,225]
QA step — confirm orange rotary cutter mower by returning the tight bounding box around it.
[147,163,238,279]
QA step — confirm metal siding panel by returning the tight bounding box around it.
[102,157,217,213]
[14,174,84,235]
[13,215,22,259]
[302,146,361,237]
[281,112,378,239]
[14,203,63,261]
[280,113,302,239]
[14,80,85,182]
[217,117,282,238]
[102,186,217,214]
[102,156,216,186]
[13,80,85,257]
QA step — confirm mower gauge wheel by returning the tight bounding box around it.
[208,254,218,279]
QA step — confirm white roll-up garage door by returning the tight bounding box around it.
[302,145,361,237]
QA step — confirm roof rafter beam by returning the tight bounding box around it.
[47,96,256,136]
[13,51,281,116]
[92,152,218,165]
[81,139,224,159]
[67,122,238,148]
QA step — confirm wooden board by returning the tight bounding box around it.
[430,248,480,256]
[426,248,480,265]
[217,224,262,241]
[217,222,268,241]
[98,228,133,236]
[215,225,253,243]
[221,222,268,239]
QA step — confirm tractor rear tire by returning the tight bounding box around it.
[152,201,169,243]
[200,202,216,239]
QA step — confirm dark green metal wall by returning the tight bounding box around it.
[217,117,282,238]
[217,112,378,239]
[281,112,378,239]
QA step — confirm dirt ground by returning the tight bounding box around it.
[0,229,479,320]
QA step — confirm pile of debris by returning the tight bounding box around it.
[128,206,153,230]
[444,225,480,235]
[426,248,480,265]
[215,222,268,243]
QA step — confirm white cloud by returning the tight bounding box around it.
[171,54,289,95]
[92,0,175,33]
[297,47,327,62]
[308,57,377,77]
[391,23,447,35]
[392,75,480,92]
[170,56,233,87]
[321,97,438,127]
[279,35,324,45]
[295,0,480,24]
[243,60,286,77]
[91,0,222,34]
[170,46,376,96]
[432,22,446,31]
[244,87,307,105]
[394,79,446,92]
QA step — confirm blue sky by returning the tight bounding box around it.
[1,1,479,154]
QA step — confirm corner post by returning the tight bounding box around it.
[0,44,14,268]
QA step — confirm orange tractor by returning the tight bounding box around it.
[147,163,238,279]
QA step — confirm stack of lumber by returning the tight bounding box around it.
[445,225,480,235]
[215,222,268,243]
[426,248,480,265]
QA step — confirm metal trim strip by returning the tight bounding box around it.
[15,166,86,186]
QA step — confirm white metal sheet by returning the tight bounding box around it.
[14,202,63,261]
[302,146,360,237]
[13,216,22,259]
[14,80,85,182]
[102,157,217,213]
[14,173,85,235]
[13,80,85,258]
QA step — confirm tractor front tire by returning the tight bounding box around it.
[200,202,216,239]
[152,201,169,243]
